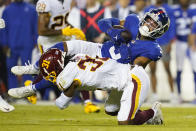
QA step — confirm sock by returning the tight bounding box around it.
[55,92,72,109]
[35,61,39,69]
[131,109,154,125]
[34,79,55,91]
[176,71,182,94]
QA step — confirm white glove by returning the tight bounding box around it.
[55,93,72,110]
[0,19,5,29]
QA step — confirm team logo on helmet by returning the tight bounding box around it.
[39,48,65,83]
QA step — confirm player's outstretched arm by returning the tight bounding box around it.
[133,56,151,69]
[98,18,120,33]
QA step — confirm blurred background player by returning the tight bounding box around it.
[173,0,196,103]
[130,0,146,18]
[0,0,7,98]
[103,0,118,18]
[34,0,74,101]
[117,0,133,19]
[1,0,38,92]
[0,18,15,112]
[188,20,196,103]
[144,0,176,103]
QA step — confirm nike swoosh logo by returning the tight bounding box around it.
[3,107,10,111]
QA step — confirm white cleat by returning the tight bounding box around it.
[146,102,163,125]
[0,96,15,113]
[8,85,35,98]
[11,61,39,75]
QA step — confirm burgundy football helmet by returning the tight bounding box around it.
[39,48,65,83]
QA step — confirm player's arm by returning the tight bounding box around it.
[133,56,151,69]
[55,62,80,109]
[98,18,120,33]
[188,33,196,51]
[48,41,68,52]
[38,13,62,36]
[55,80,78,109]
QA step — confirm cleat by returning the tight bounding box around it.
[11,61,39,75]
[8,85,35,99]
[146,102,163,125]
[27,95,37,104]
[24,80,37,104]
[84,102,100,113]
[0,96,15,113]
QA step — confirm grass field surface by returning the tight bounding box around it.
[1,104,196,131]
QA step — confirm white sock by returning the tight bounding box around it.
[55,93,72,109]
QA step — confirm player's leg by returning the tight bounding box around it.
[148,61,158,103]
[6,50,19,89]
[66,40,103,57]
[117,66,160,125]
[0,95,15,112]
[176,42,187,97]
[20,48,34,83]
[189,49,196,103]
[8,74,56,98]
[161,44,176,103]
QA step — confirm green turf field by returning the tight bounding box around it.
[1,104,196,131]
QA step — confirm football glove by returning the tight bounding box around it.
[61,26,72,36]
[62,26,86,40]
[106,28,131,45]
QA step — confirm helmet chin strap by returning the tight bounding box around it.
[139,25,150,37]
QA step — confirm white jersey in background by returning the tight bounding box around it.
[36,0,72,51]
[56,54,131,91]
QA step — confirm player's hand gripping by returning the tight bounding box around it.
[107,27,132,45]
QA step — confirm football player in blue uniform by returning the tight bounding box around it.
[173,0,196,102]
[9,9,169,105]
[143,0,176,103]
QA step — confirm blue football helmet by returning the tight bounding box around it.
[139,8,170,39]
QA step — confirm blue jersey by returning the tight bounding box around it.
[144,4,176,45]
[98,14,139,40]
[101,40,162,64]
[128,40,162,64]
[173,5,194,42]
[101,41,131,64]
